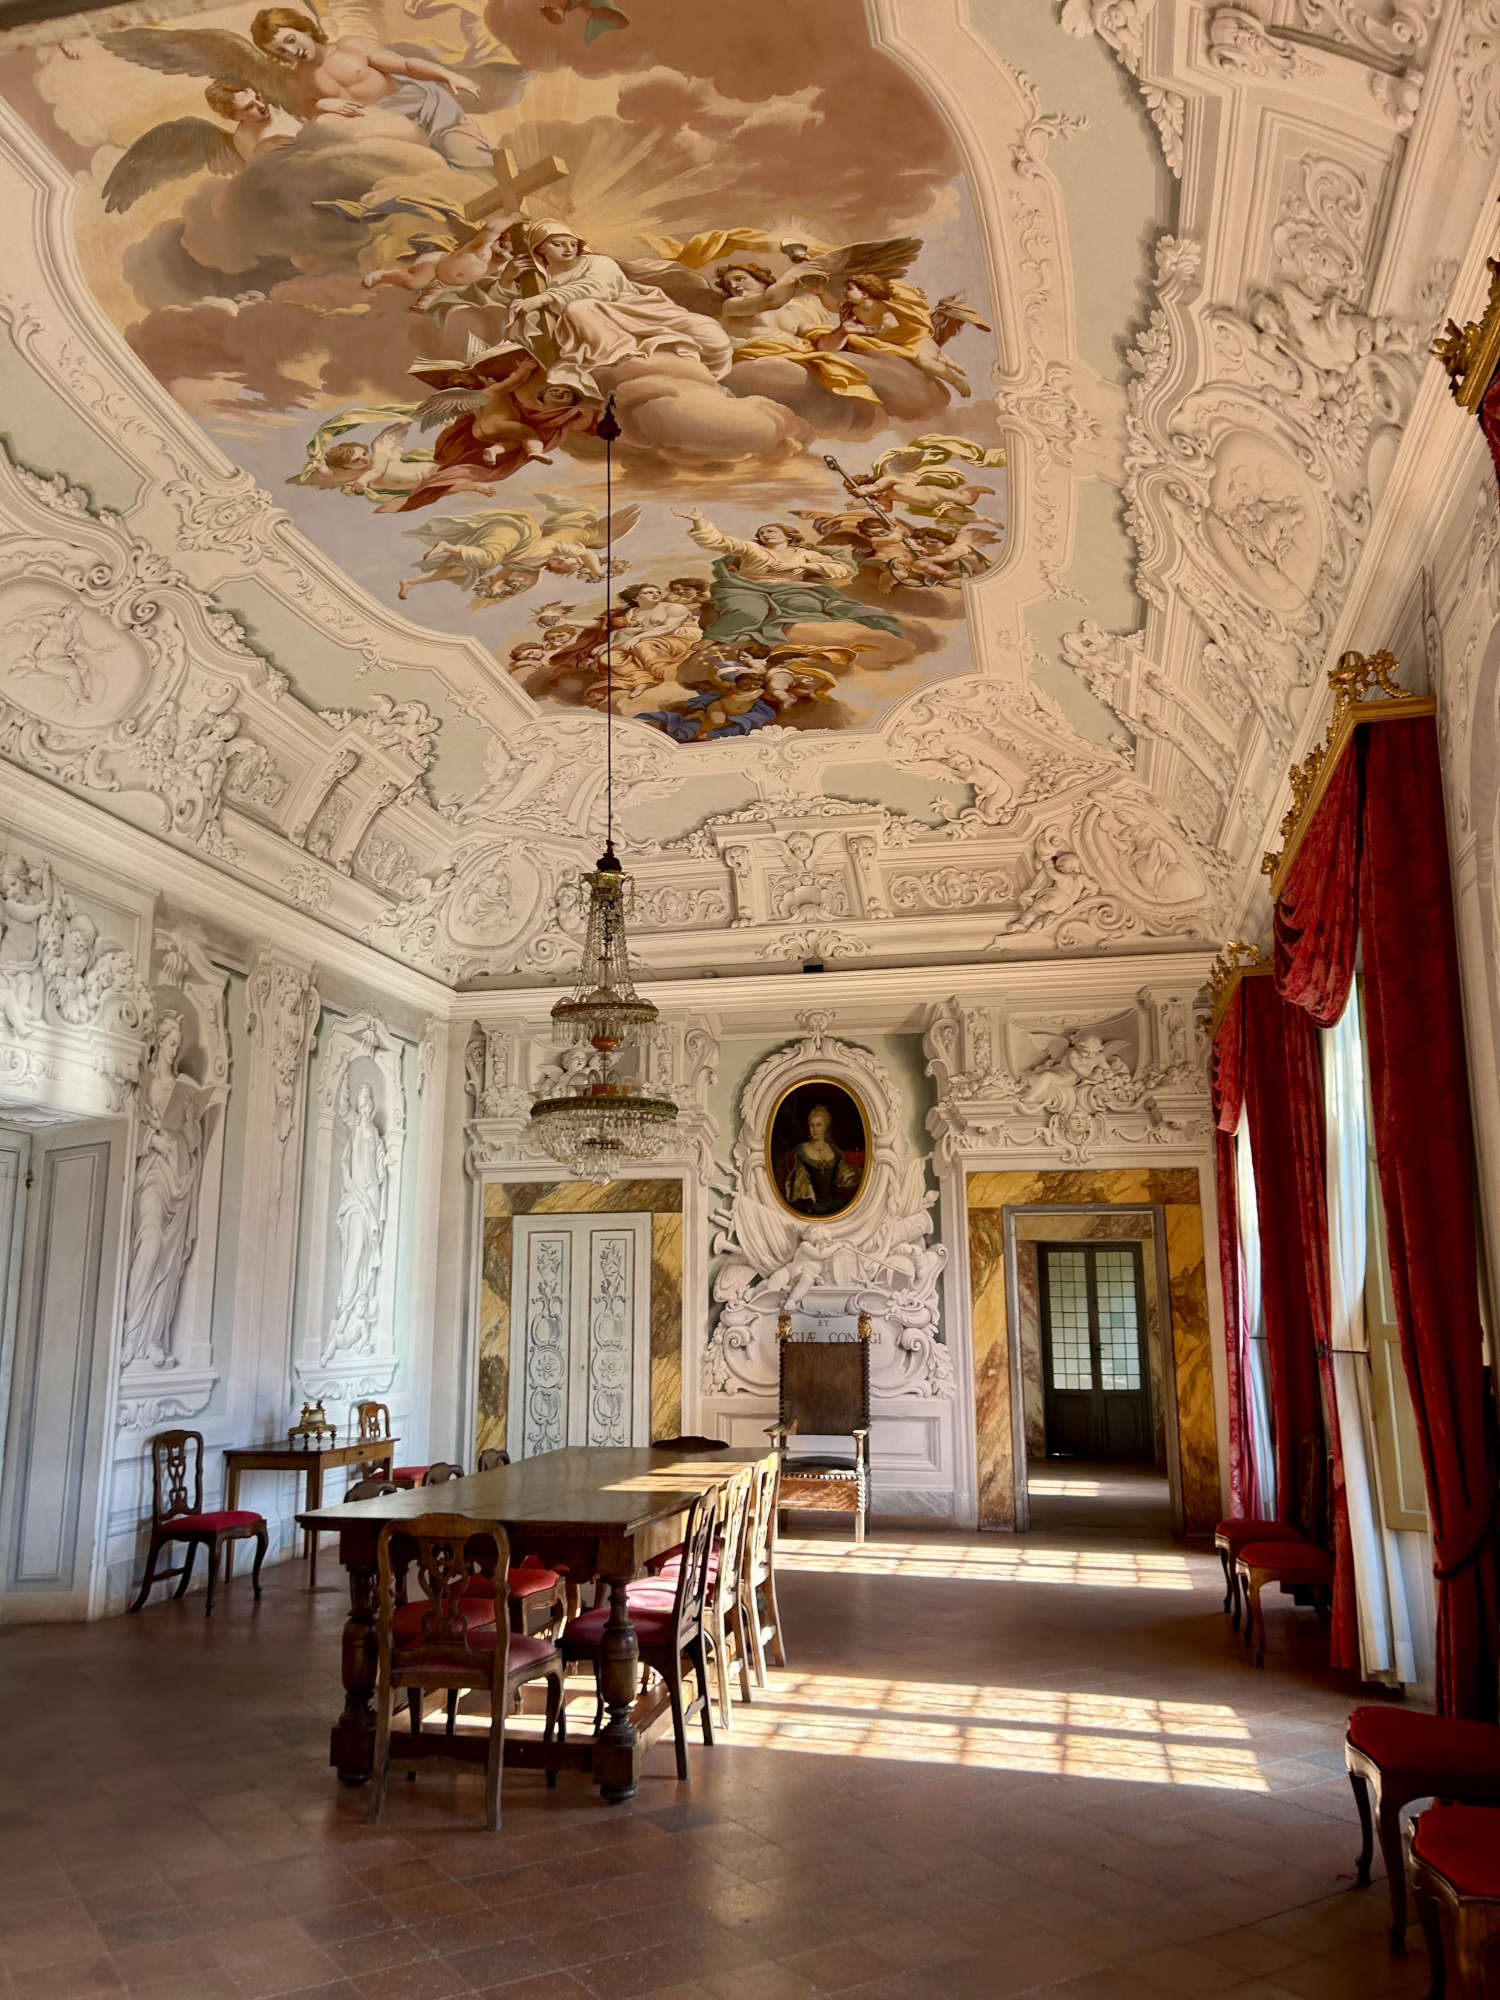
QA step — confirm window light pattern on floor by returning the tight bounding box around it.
[727,1672,1267,1790]
[772,1536,1193,1589]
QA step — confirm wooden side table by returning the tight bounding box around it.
[225,1437,397,1588]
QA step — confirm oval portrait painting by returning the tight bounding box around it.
[767,1080,870,1221]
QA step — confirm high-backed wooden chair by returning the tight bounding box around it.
[652,1436,729,1453]
[476,1448,511,1472]
[128,1430,267,1619]
[743,1454,787,1685]
[562,1490,718,1780]
[368,1513,564,1830]
[771,1322,871,1543]
[346,1474,400,1502]
[645,1466,755,1726]
[1406,1805,1500,1994]
[421,1462,465,1485]
[1214,1435,1323,1627]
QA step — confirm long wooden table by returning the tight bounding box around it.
[296,1445,771,1804]
[226,1436,397,1588]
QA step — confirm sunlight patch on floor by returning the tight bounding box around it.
[775,1538,1195,1590]
[729,1672,1266,1789]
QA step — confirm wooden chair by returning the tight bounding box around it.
[128,1430,267,1619]
[1347,1711,1500,1952]
[346,1474,400,1502]
[743,1455,787,1686]
[368,1513,565,1831]
[561,1490,717,1781]
[1407,1805,1500,1994]
[1214,1435,1323,1628]
[476,1448,511,1472]
[421,1462,465,1485]
[645,1466,755,1727]
[771,1322,871,1544]
[652,1436,729,1452]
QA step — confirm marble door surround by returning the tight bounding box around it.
[962,1169,1219,1536]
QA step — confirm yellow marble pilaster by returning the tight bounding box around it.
[1163,1203,1217,1533]
[650,1213,683,1440]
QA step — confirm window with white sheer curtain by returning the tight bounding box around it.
[1233,1105,1276,1519]
[1322,991,1432,1690]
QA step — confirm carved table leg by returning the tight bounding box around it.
[331,1555,378,1785]
[594,1571,640,1805]
[307,1463,324,1590]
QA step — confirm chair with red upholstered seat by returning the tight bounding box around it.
[1347,1707,1500,1952]
[128,1429,267,1619]
[645,1465,755,1727]
[1235,1538,1333,1667]
[476,1448,510,1472]
[368,1512,565,1831]
[1406,1804,1500,1994]
[743,1454,787,1686]
[652,1436,730,1453]
[420,1462,464,1485]
[1214,1436,1323,1628]
[561,1489,717,1780]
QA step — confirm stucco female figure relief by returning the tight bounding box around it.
[323,1078,389,1361]
[122,1013,208,1369]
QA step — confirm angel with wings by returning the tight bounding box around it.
[397,495,640,606]
[101,4,524,174]
[813,269,982,396]
[102,75,299,211]
[627,231,922,408]
[289,406,433,500]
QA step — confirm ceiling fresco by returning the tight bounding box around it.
[13,0,1005,743]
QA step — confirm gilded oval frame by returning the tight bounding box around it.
[764,1075,872,1222]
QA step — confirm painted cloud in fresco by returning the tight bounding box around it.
[6,0,1006,741]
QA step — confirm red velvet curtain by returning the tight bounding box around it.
[1273,714,1498,1715]
[1359,722,1498,1718]
[1240,979,1327,1531]
[1211,988,1256,1518]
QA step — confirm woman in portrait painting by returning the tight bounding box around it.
[772,1085,867,1218]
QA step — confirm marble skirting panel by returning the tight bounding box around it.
[964,1169,1217,1535]
[475,1177,684,1461]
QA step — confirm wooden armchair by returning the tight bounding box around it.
[128,1430,267,1619]
[770,1316,871,1544]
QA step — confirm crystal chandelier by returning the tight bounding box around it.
[529,399,678,1181]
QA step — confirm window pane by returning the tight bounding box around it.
[1045,1249,1094,1389]
[1093,1247,1141,1391]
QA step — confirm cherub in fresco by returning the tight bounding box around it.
[847,433,1006,525]
[709,263,879,406]
[396,495,640,605]
[289,412,433,501]
[101,78,298,212]
[316,195,511,301]
[384,344,600,512]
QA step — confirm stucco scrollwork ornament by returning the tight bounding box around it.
[923,994,1211,1168]
[0,852,151,1041]
[703,1028,950,1401]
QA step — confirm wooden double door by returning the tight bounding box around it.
[1038,1242,1153,1460]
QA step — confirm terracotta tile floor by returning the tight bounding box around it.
[0,1470,1432,2000]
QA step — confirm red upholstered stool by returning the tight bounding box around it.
[1406,1805,1500,1995]
[1347,1708,1500,1953]
[1214,1518,1307,1628]
[128,1430,267,1620]
[1235,1540,1333,1668]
